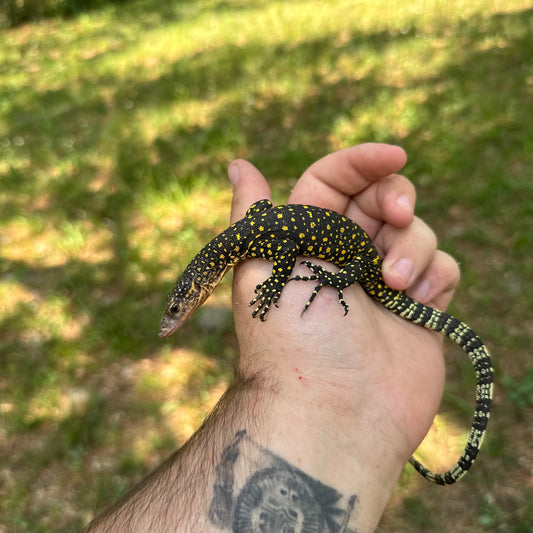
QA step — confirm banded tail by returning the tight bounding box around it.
[383,293,493,484]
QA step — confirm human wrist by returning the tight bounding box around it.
[236,359,407,533]
[84,369,403,533]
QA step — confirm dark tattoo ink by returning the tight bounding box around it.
[209,431,357,533]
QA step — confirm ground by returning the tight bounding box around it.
[0,1,532,531]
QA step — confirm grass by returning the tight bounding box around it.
[1,0,532,531]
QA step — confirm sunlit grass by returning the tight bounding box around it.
[1,0,532,531]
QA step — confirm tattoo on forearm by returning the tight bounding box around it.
[209,430,357,532]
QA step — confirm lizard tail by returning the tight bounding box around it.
[382,293,493,485]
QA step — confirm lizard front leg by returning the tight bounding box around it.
[248,239,300,321]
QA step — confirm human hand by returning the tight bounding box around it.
[228,144,460,474]
[85,144,462,533]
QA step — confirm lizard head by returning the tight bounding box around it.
[158,272,207,338]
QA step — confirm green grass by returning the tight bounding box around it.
[1,0,532,531]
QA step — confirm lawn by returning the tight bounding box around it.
[1,0,532,531]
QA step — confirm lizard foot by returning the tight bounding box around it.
[249,278,283,321]
[289,261,349,315]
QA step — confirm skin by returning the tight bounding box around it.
[84,143,460,533]
[230,143,457,460]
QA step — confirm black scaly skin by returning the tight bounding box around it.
[159,199,493,485]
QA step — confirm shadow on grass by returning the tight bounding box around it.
[2,0,179,28]
[1,3,532,529]
[2,0,305,28]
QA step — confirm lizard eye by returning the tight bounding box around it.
[169,304,179,315]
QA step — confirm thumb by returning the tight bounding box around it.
[228,160,272,224]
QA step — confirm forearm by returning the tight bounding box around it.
[83,373,262,532]
[84,362,406,533]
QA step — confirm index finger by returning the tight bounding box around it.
[288,143,407,212]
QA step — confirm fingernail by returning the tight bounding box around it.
[228,162,240,185]
[396,194,411,212]
[391,257,413,285]
[410,279,430,301]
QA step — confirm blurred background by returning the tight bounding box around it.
[1,0,532,531]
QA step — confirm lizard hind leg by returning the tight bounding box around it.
[289,260,351,315]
